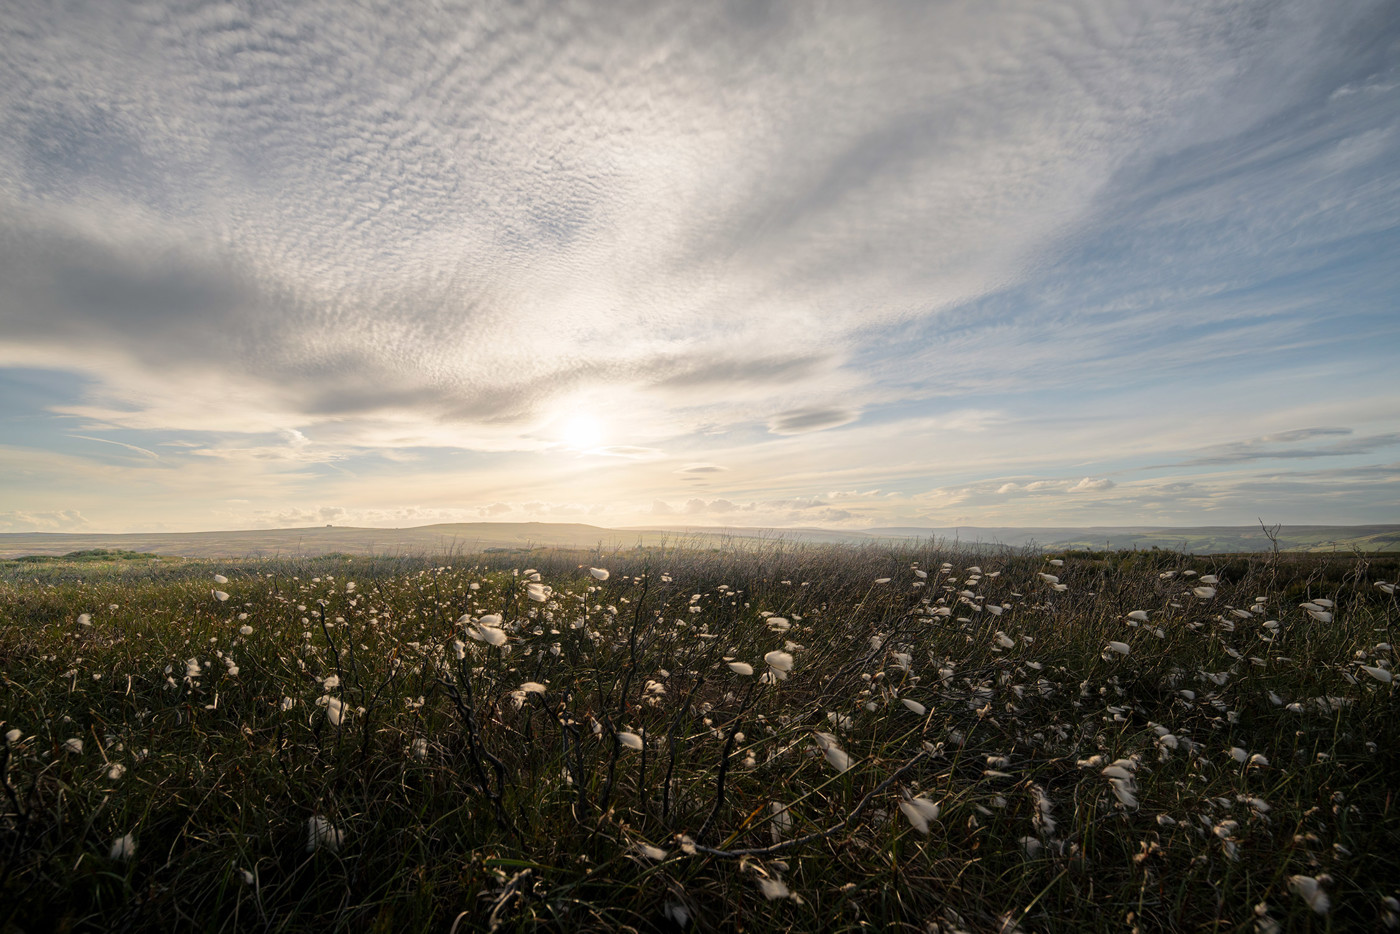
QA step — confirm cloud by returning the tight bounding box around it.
[1069,477,1117,493]
[676,463,728,474]
[1170,429,1400,466]
[68,434,160,460]
[649,353,832,389]
[1,1,1396,530]
[10,0,1380,441]
[767,407,859,435]
[593,446,665,460]
[681,498,741,515]
[0,509,89,532]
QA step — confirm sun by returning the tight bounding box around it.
[559,415,604,450]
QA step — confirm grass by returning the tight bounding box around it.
[1,542,1397,932]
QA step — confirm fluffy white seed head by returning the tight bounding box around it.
[110,833,135,861]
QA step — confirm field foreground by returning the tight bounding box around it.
[1,546,1397,932]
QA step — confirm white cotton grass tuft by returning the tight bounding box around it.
[1360,665,1393,683]
[588,567,609,580]
[318,696,346,727]
[901,698,927,716]
[1193,586,1217,599]
[77,613,92,626]
[213,574,229,584]
[468,624,508,646]
[633,842,667,861]
[1108,778,1138,808]
[617,731,643,751]
[764,650,794,680]
[519,681,546,695]
[4,728,20,745]
[64,737,83,754]
[108,763,127,780]
[756,875,791,900]
[1102,759,1138,809]
[109,833,135,861]
[1287,875,1330,915]
[1030,783,1056,835]
[1126,610,1150,622]
[727,661,754,676]
[769,802,793,843]
[213,590,230,602]
[1105,641,1131,656]
[306,816,344,853]
[812,731,851,772]
[898,794,941,834]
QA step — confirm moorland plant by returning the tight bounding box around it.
[1,542,1397,932]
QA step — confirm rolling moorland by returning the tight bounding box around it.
[0,539,1397,931]
[2,522,1398,562]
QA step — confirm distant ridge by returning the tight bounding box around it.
[860,525,1400,553]
[1,521,1396,559]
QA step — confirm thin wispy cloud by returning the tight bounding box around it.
[1,0,1396,531]
[68,435,160,461]
[1165,430,1400,467]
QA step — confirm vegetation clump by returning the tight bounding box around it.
[1,544,1396,931]
[6,548,164,566]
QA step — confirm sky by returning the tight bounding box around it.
[1,0,1398,534]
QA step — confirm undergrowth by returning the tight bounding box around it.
[1,542,1396,932]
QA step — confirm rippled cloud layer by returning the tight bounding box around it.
[2,0,1397,530]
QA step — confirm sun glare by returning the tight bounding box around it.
[559,415,604,450]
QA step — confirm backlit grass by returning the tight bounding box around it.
[1,544,1397,932]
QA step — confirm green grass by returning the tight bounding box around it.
[1,544,1396,932]
[1,548,167,567]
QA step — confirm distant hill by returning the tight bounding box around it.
[857,525,1400,553]
[1,521,1396,559]
[0,523,671,560]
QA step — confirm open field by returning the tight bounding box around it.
[3,523,1399,561]
[0,523,678,561]
[1,543,1397,932]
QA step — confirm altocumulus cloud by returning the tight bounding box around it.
[0,0,1396,530]
[3,0,1391,442]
